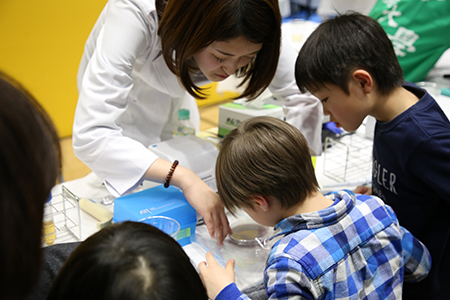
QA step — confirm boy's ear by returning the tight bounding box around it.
[252,196,269,212]
[352,69,373,94]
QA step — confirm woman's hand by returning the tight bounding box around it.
[145,159,230,245]
[198,252,236,299]
[178,174,231,245]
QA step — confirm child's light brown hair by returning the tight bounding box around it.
[216,116,319,214]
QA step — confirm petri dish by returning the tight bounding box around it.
[229,220,270,246]
[138,216,180,239]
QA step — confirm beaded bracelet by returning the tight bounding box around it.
[164,160,179,188]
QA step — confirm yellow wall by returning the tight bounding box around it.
[0,0,107,137]
[196,82,239,108]
[0,0,235,137]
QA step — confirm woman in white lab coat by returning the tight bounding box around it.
[73,0,323,245]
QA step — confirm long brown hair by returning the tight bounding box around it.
[0,71,61,300]
[158,0,281,100]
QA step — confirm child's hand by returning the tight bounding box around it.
[354,185,372,195]
[198,252,236,299]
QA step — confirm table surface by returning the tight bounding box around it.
[50,70,450,290]
[49,124,375,289]
[50,92,450,289]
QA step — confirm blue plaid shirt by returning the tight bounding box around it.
[216,190,431,300]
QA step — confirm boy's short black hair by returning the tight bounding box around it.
[46,222,208,300]
[295,12,404,95]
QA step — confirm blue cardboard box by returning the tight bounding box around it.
[113,185,196,246]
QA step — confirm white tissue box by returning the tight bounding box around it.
[218,102,285,137]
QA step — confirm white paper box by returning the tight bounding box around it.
[218,102,285,137]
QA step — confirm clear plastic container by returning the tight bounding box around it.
[138,216,180,239]
[415,81,442,99]
[173,109,195,138]
[43,195,56,246]
[229,220,270,247]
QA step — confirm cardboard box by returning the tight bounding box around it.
[113,185,196,246]
[218,102,284,137]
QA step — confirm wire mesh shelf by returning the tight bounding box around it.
[44,185,82,245]
[323,133,373,185]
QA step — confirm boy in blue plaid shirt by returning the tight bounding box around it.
[198,116,431,300]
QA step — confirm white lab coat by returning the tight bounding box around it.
[73,0,323,196]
